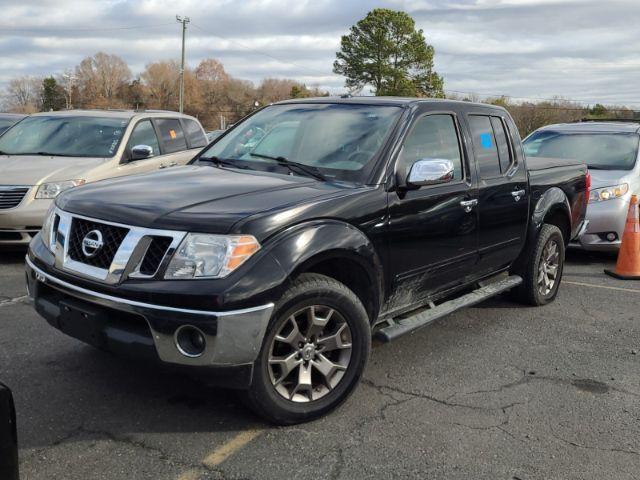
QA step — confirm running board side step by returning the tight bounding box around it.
[375,275,523,343]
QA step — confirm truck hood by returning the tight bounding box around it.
[0,154,104,185]
[57,165,350,234]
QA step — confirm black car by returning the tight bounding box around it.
[0,113,25,136]
[25,98,588,424]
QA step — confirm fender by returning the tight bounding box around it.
[527,186,571,245]
[263,219,384,315]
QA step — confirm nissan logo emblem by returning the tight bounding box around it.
[81,230,104,258]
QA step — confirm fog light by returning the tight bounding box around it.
[606,232,618,242]
[175,325,207,358]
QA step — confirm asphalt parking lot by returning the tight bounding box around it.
[1,248,639,480]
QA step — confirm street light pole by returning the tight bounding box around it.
[176,15,190,113]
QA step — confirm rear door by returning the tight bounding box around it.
[387,109,479,309]
[153,118,207,169]
[466,113,529,274]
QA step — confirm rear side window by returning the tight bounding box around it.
[183,119,207,148]
[490,117,513,173]
[155,118,187,153]
[399,114,464,181]
[469,115,503,179]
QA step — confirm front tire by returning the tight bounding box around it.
[511,224,565,306]
[245,273,371,425]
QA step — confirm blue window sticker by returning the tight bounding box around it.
[480,132,493,149]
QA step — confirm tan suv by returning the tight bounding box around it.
[0,109,208,246]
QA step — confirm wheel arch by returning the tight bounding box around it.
[530,187,572,246]
[266,220,384,323]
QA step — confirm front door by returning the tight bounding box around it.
[387,112,479,312]
[466,113,529,274]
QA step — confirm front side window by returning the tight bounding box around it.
[0,116,129,157]
[198,103,402,183]
[156,119,187,154]
[524,131,640,170]
[127,120,160,158]
[398,114,463,181]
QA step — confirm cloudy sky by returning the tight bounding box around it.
[1,0,639,106]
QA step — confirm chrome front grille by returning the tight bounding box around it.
[67,217,130,269]
[50,209,186,284]
[0,186,29,209]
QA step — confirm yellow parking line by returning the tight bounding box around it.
[564,280,640,294]
[202,428,264,468]
[177,469,203,480]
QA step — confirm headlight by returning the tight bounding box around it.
[588,183,629,203]
[35,179,85,199]
[165,234,261,279]
[40,204,57,251]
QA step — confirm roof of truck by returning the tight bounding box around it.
[536,121,640,134]
[275,96,507,111]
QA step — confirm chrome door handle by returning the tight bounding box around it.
[460,199,478,213]
[511,189,526,201]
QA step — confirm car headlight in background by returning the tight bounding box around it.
[165,234,261,279]
[35,179,86,199]
[588,183,629,203]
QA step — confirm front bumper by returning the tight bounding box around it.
[26,256,274,383]
[0,196,49,246]
[572,197,629,252]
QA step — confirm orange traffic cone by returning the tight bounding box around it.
[605,194,640,280]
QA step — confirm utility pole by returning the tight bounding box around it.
[176,15,190,113]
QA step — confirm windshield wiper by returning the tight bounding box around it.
[249,153,326,181]
[198,156,250,169]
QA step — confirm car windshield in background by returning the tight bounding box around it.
[198,103,402,182]
[0,116,129,157]
[524,131,640,170]
[0,119,17,135]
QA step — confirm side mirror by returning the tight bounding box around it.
[130,145,153,161]
[406,158,455,187]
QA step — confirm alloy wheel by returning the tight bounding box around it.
[268,305,353,403]
[538,238,560,296]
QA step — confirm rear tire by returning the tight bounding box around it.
[245,273,371,425]
[511,224,565,306]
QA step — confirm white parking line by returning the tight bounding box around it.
[564,280,640,294]
[0,295,28,307]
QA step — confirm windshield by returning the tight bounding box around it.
[0,117,21,135]
[0,115,130,157]
[524,131,640,170]
[198,103,402,182]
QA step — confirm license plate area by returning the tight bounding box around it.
[58,299,108,348]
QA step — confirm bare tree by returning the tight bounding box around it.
[3,76,42,113]
[140,60,181,110]
[75,52,131,107]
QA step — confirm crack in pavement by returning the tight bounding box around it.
[453,372,640,400]
[549,428,640,457]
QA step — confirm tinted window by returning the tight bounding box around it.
[524,131,639,170]
[183,119,207,148]
[399,114,463,181]
[199,103,401,183]
[490,117,512,173]
[155,118,187,153]
[469,115,501,178]
[0,116,128,157]
[127,120,160,158]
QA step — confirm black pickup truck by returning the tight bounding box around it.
[26,98,588,424]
